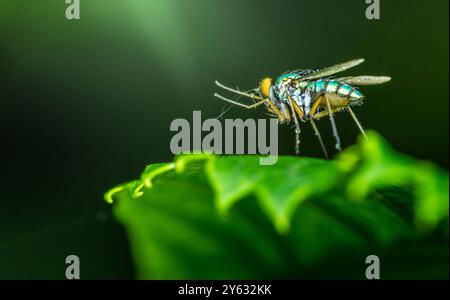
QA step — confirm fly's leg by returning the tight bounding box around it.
[287,94,301,155]
[214,92,286,122]
[345,107,368,140]
[309,96,323,116]
[214,93,267,109]
[214,80,286,120]
[215,81,263,101]
[311,107,343,120]
[309,118,329,159]
[294,126,301,155]
[324,94,343,152]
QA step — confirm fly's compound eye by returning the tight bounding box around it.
[259,77,273,99]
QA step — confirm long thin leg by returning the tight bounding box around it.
[294,124,301,155]
[346,107,368,140]
[215,81,263,101]
[325,94,342,152]
[309,119,329,159]
[214,92,286,122]
[214,80,287,121]
[309,96,323,116]
[214,93,267,109]
[287,95,301,155]
[311,107,343,120]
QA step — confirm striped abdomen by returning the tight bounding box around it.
[307,79,364,104]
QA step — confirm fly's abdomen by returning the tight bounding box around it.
[310,79,364,104]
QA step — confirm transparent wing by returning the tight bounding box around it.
[301,58,365,80]
[337,75,391,85]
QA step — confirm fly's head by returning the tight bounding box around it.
[259,77,283,118]
[259,77,273,99]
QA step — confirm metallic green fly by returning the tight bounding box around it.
[214,58,391,158]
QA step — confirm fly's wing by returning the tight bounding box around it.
[277,69,316,81]
[301,58,365,80]
[337,75,391,85]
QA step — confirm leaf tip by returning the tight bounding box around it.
[104,185,124,204]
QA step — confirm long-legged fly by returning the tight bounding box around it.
[214,58,391,158]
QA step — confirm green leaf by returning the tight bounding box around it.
[207,156,342,232]
[339,132,449,230]
[105,131,449,279]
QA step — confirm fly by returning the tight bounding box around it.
[214,58,391,158]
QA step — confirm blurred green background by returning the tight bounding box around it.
[0,0,448,279]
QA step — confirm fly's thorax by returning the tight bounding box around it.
[298,91,313,116]
[298,81,309,91]
[274,70,312,94]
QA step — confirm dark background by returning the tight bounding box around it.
[0,0,448,279]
